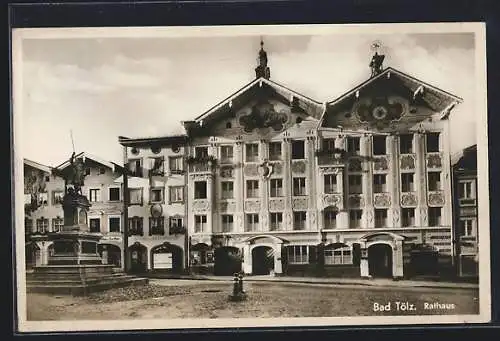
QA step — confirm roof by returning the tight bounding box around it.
[24,159,52,173]
[54,152,123,172]
[320,67,463,127]
[118,134,188,148]
[192,77,324,124]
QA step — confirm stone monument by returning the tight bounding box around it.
[26,152,148,295]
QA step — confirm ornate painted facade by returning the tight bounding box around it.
[24,154,125,269]
[118,43,462,279]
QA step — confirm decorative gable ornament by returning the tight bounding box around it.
[258,160,273,179]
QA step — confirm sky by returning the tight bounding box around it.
[17,29,477,166]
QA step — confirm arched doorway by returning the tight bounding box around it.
[190,243,214,274]
[151,243,183,273]
[368,244,393,278]
[252,246,275,275]
[25,242,40,269]
[128,242,147,273]
[410,244,438,277]
[214,246,242,276]
[98,244,122,267]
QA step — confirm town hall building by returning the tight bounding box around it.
[118,42,462,279]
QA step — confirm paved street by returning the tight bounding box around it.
[26,279,479,320]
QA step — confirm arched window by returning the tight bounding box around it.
[324,243,352,265]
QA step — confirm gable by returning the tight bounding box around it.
[321,67,462,133]
[185,77,323,139]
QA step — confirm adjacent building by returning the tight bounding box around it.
[24,153,124,269]
[117,42,463,279]
[117,135,189,273]
[452,145,478,277]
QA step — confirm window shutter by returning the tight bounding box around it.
[309,245,317,263]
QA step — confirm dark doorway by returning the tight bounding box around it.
[252,246,275,275]
[368,244,393,278]
[410,244,438,276]
[151,243,183,273]
[25,243,39,269]
[214,247,241,276]
[98,244,122,267]
[129,243,147,273]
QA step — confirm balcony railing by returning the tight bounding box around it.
[169,226,186,235]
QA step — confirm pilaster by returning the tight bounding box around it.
[388,135,400,228]
[235,141,244,233]
[283,137,292,231]
[306,135,318,231]
[362,134,374,229]
[415,133,428,227]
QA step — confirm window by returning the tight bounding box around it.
[374,209,387,228]
[37,192,48,205]
[426,132,440,153]
[246,144,259,162]
[246,180,259,198]
[25,219,33,234]
[226,122,232,129]
[99,167,106,175]
[293,177,306,196]
[109,217,121,233]
[128,217,143,236]
[169,156,184,173]
[400,134,413,154]
[194,181,207,199]
[402,208,415,227]
[428,172,441,191]
[324,174,337,194]
[428,207,442,226]
[89,218,100,233]
[221,181,234,199]
[324,246,352,265]
[373,174,387,193]
[150,187,164,203]
[89,189,101,202]
[109,187,121,201]
[459,219,475,237]
[270,213,283,231]
[128,159,143,177]
[128,188,143,205]
[459,180,474,199]
[401,173,414,192]
[324,210,337,229]
[348,175,362,194]
[194,215,207,233]
[347,136,360,155]
[36,218,49,233]
[291,140,305,159]
[169,217,183,228]
[150,217,165,235]
[220,146,234,163]
[293,211,307,230]
[245,214,259,232]
[150,157,164,176]
[270,179,283,197]
[52,217,63,232]
[269,142,282,161]
[195,146,209,158]
[52,190,64,205]
[349,210,362,229]
[45,175,50,182]
[322,138,336,152]
[288,245,308,264]
[372,136,386,155]
[85,168,91,176]
[222,215,234,233]
[169,186,184,203]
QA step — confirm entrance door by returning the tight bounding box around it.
[129,244,147,273]
[252,246,275,275]
[214,247,242,276]
[368,244,393,278]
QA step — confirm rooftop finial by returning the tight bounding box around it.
[369,40,385,77]
[255,37,270,79]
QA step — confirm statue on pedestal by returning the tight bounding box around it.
[67,152,86,196]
